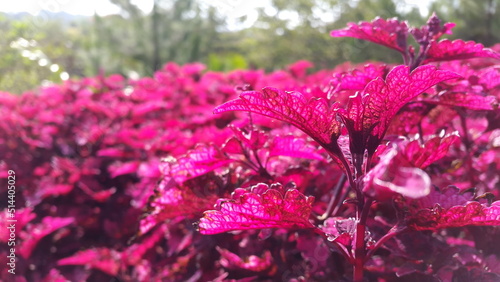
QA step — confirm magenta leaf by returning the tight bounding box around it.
[423,39,500,63]
[108,160,140,178]
[425,92,499,111]
[268,135,323,160]
[404,133,460,169]
[343,65,460,157]
[330,63,388,94]
[215,87,341,150]
[163,144,234,183]
[123,225,166,265]
[214,87,346,170]
[227,125,269,152]
[19,217,74,259]
[406,186,500,230]
[57,248,122,276]
[139,179,220,235]
[330,17,409,53]
[198,183,315,234]
[217,247,275,273]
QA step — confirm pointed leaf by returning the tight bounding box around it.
[423,39,500,63]
[406,186,500,230]
[20,217,74,259]
[214,87,341,152]
[331,63,388,93]
[342,65,460,156]
[57,248,121,276]
[268,135,323,160]
[404,133,460,169]
[217,247,274,273]
[139,178,220,235]
[198,183,315,234]
[363,65,461,140]
[330,17,409,53]
[426,92,499,111]
[163,144,234,183]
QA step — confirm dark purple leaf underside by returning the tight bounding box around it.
[423,39,500,63]
[198,183,314,234]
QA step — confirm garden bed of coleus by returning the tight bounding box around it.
[1,14,500,281]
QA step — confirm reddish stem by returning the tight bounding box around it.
[352,198,373,282]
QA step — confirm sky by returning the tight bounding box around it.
[0,0,430,17]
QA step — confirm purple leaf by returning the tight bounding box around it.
[214,87,344,168]
[287,60,313,78]
[404,133,460,169]
[363,65,460,140]
[217,247,275,273]
[406,186,500,230]
[163,144,234,183]
[20,217,74,259]
[330,63,388,94]
[57,248,122,276]
[215,87,341,149]
[268,135,323,160]
[139,181,220,235]
[330,17,409,53]
[343,65,460,156]
[425,92,499,111]
[108,160,140,178]
[423,39,500,63]
[198,183,315,234]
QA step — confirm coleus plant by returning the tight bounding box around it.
[193,13,500,281]
[0,13,499,282]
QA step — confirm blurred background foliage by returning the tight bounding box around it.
[1,0,499,94]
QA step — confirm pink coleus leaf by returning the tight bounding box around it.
[139,178,220,235]
[217,247,275,273]
[406,186,500,230]
[198,183,315,234]
[342,65,460,156]
[423,39,500,63]
[57,248,122,276]
[163,144,234,183]
[19,217,74,259]
[215,87,340,149]
[330,17,409,53]
[330,63,388,94]
[404,133,460,169]
[425,92,499,111]
[268,135,323,160]
[214,87,345,169]
[228,125,269,152]
[108,160,140,178]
